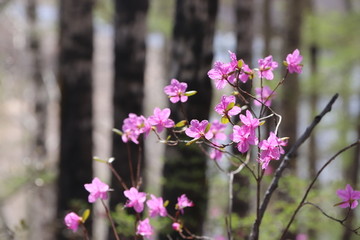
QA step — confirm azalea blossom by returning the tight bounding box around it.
[146,194,167,217]
[336,184,360,209]
[148,107,175,133]
[210,148,223,161]
[185,119,213,140]
[136,218,153,238]
[176,194,194,214]
[232,125,258,153]
[258,132,287,169]
[208,61,235,89]
[239,62,254,83]
[122,113,151,144]
[84,177,109,203]
[164,79,188,103]
[285,49,303,74]
[64,212,82,232]
[229,52,253,83]
[124,187,147,213]
[209,120,227,141]
[254,86,275,107]
[172,222,182,232]
[214,95,241,120]
[258,55,278,80]
[240,110,260,135]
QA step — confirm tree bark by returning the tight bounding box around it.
[56,0,94,239]
[161,0,218,237]
[109,0,148,239]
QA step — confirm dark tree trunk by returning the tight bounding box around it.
[280,0,304,170]
[263,0,271,56]
[56,0,94,239]
[26,0,54,239]
[162,0,218,237]
[109,0,148,239]
[232,0,254,235]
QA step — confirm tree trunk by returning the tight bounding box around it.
[233,0,254,235]
[280,0,303,170]
[161,0,218,237]
[109,0,148,239]
[56,0,94,239]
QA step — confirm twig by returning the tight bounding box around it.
[249,93,339,240]
[280,140,360,239]
[101,199,121,240]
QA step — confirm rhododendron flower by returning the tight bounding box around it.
[185,120,213,140]
[258,132,287,169]
[210,148,223,161]
[136,218,153,238]
[176,194,194,214]
[208,61,235,89]
[336,184,360,209]
[122,113,151,144]
[254,86,275,107]
[240,110,260,134]
[172,222,182,232]
[164,79,188,103]
[124,187,147,213]
[64,212,82,232]
[232,125,258,153]
[146,194,167,217]
[239,62,254,83]
[215,95,241,121]
[209,120,227,141]
[148,107,175,133]
[285,49,303,74]
[296,233,308,240]
[84,177,109,203]
[258,55,278,80]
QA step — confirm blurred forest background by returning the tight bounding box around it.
[0,0,359,239]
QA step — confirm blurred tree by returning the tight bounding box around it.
[280,0,304,170]
[26,0,54,239]
[232,0,253,235]
[56,0,94,239]
[161,0,218,237]
[109,0,149,239]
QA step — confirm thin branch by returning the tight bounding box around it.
[249,93,339,240]
[280,140,360,239]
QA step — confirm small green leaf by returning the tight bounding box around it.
[237,59,244,68]
[184,90,197,96]
[164,200,169,207]
[226,102,235,111]
[112,128,123,136]
[82,209,91,223]
[283,61,288,67]
[205,123,211,133]
[186,138,199,146]
[221,116,229,124]
[259,121,266,126]
[93,156,107,163]
[175,120,187,128]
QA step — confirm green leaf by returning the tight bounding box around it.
[93,156,107,163]
[205,123,211,133]
[164,200,169,207]
[186,138,199,146]
[226,102,235,111]
[184,90,197,96]
[175,120,187,128]
[82,209,91,223]
[237,59,243,68]
[221,116,229,124]
[112,128,123,136]
[283,60,288,67]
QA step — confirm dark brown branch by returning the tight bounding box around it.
[249,93,339,240]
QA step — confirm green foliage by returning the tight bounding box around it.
[112,204,137,236]
[147,0,174,35]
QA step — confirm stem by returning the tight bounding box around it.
[136,142,143,188]
[101,199,121,240]
[81,223,90,240]
[249,93,339,240]
[108,163,128,190]
[280,140,360,239]
[126,143,136,187]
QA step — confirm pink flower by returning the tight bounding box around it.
[146,194,167,217]
[214,95,241,119]
[239,62,254,83]
[124,187,147,213]
[258,55,278,80]
[64,212,82,232]
[208,61,234,89]
[240,110,260,133]
[336,184,360,209]
[148,107,175,133]
[84,177,109,203]
[296,233,308,240]
[136,218,153,238]
[254,86,275,107]
[172,222,182,232]
[164,79,188,103]
[209,120,227,141]
[176,194,194,214]
[210,148,223,161]
[285,49,303,74]
[122,113,151,144]
[232,125,258,153]
[185,120,213,140]
[258,132,287,169]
